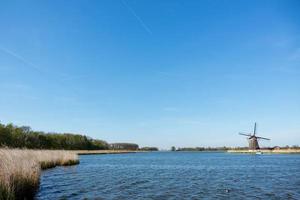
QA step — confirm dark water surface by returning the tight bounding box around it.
[37,152,300,199]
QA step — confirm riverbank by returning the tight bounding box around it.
[0,149,79,200]
[74,150,139,155]
[227,149,300,154]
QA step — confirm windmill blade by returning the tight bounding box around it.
[239,132,252,137]
[256,136,270,140]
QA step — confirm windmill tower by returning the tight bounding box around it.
[239,123,270,150]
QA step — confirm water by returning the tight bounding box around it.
[37,152,300,199]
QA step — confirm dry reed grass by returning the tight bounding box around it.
[0,149,79,200]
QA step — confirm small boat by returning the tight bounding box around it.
[256,151,263,155]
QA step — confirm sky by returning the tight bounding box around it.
[0,0,299,149]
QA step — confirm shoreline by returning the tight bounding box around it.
[74,150,140,155]
[227,149,300,154]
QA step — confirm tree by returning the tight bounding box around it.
[0,122,111,150]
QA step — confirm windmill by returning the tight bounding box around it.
[239,123,270,150]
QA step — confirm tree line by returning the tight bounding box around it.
[0,122,109,150]
[174,146,230,151]
[139,147,159,151]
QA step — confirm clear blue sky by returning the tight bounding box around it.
[0,0,299,149]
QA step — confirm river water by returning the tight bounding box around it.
[37,152,300,199]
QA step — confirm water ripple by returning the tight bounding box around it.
[37,152,300,200]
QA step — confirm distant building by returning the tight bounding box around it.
[109,143,139,150]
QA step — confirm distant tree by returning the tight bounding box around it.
[110,143,139,150]
[140,147,159,151]
[0,123,12,146]
[171,146,176,151]
[92,139,109,150]
[0,122,111,150]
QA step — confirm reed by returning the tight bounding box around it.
[0,149,79,200]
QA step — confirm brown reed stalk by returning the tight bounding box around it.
[0,149,79,200]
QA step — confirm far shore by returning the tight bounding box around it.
[227,149,300,154]
[74,150,141,155]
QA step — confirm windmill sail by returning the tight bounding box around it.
[256,136,270,140]
[239,123,270,150]
[239,132,252,137]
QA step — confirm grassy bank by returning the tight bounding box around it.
[0,149,79,200]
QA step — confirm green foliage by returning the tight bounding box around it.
[0,122,109,150]
[140,147,158,151]
[110,143,139,150]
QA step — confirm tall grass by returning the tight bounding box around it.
[0,149,79,200]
